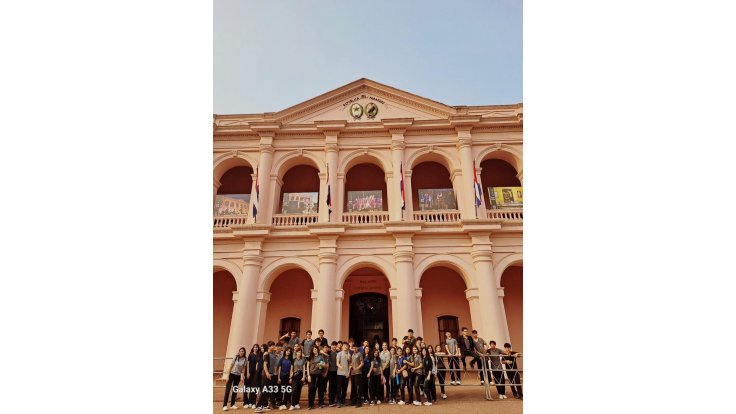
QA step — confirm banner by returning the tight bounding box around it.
[347,190,383,212]
[281,192,319,214]
[488,187,523,209]
[214,194,250,216]
[418,188,457,211]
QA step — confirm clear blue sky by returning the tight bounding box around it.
[214,0,522,114]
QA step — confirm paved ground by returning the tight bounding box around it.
[213,383,522,414]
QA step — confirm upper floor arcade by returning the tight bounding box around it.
[213,78,523,237]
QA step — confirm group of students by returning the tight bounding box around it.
[222,327,522,412]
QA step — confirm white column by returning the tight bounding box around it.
[336,173,345,222]
[456,127,477,220]
[497,286,511,342]
[254,291,271,344]
[311,289,319,332]
[255,137,274,224]
[415,288,424,338]
[469,232,508,343]
[393,234,420,335]
[389,288,400,341]
[335,289,345,340]
[221,290,241,378]
[403,170,414,218]
[465,287,482,332]
[314,236,339,339]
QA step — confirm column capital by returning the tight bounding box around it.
[465,287,480,300]
[232,290,239,303]
[389,287,399,300]
[318,251,339,264]
[403,169,412,178]
[497,286,505,298]
[336,289,345,300]
[243,255,265,266]
[270,174,284,186]
[450,168,463,182]
[214,177,221,188]
[393,250,414,263]
[256,291,272,303]
[415,288,423,299]
[311,289,319,300]
[337,172,346,180]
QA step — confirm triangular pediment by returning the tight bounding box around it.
[275,78,457,125]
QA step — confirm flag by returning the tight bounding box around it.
[252,165,259,219]
[400,162,406,210]
[473,161,482,207]
[326,164,332,216]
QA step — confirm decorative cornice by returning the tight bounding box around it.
[465,288,480,300]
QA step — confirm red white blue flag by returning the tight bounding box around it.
[252,165,259,219]
[400,162,406,210]
[326,165,332,217]
[473,161,482,207]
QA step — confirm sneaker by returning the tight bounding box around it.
[413,401,421,406]
[295,404,300,409]
[397,401,405,405]
[456,381,461,385]
[376,401,380,405]
[230,405,238,410]
[329,404,336,407]
[480,381,484,385]
[388,400,394,405]
[442,394,447,399]
[337,404,343,408]
[254,408,263,414]
[288,407,294,411]
[222,407,228,412]
[423,402,432,406]
[369,402,374,406]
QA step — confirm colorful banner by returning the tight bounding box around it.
[281,192,319,214]
[214,194,250,216]
[347,190,383,212]
[488,187,523,209]
[418,188,457,211]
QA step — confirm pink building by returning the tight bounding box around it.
[213,79,522,374]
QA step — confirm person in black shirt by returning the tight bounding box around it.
[502,343,523,399]
[458,327,476,380]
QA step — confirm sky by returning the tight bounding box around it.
[214,0,522,114]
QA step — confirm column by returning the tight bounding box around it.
[336,173,345,222]
[335,289,345,340]
[464,287,483,332]
[254,291,271,343]
[311,289,319,331]
[314,236,339,339]
[221,290,241,379]
[497,286,511,342]
[213,177,221,206]
[415,288,424,337]
[389,129,406,221]
[469,232,508,343]
[456,126,477,220]
[318,172,328,222]
[389,288,400,341]
[403,170,414,218]
[393,234,420,335]
[255,135,274,225]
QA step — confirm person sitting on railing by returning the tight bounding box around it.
[486,341,506,399]
[471,330,488,385]
[502,343,523,400]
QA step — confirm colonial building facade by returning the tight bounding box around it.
[213,79,522,373]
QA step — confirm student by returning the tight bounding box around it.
[269,342,284,408]
[306,345,323,410]
[502,343,523,400]
[223,347,246,411]
[246,344,263,408]
[433,345,448,399]
[327,342,339,407]
[302,330,315,359]
[280,331,300,349]
[472,330,488,384]
[349,344,364,408]
[361,345,371,404]
[395,347,411,405]
[335,343,350,407]
[391,338,398,351]
[253,344,270,413]
[278,348,293,410]
[289,348,307,410]
[408,346,423,406]
[415,337,424,352]
[388,346,398,404]
[380,342,390,402]
[458,327,476,380]
[444,331,461,385]
[317,345,330,408]
[316,329,329,350]
[421,347,435,405]
[405,329,417,349]
[255,342,278,413]
[486,340,506,399]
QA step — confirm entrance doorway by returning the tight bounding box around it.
[349,293,389,344]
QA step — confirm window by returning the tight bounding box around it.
[437,316,459,345]
[279,317,301,338]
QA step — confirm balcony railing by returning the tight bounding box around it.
[486,208,523,222]
[412,210,461,223]
[272,214,319,227]
[213,214,248,228]
[342,211,390,224]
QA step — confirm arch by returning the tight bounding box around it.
[272,150,325,179]
[494,253,523,287]
[476,145,523,175]
[337,255,396,290]
[259,257,319,292]
[406,146,458,173]
[338,149,391,175]
[213,152,258,183]
[213,259,242,291]
[414,255,476,289]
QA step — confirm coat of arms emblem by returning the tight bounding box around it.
[349,103,363,120]
[365,102,378,119]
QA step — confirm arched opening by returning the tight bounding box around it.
[263,269,314,341]
[480,159,521,210]
[213,270,237,370]
[500,265,523,353]
[341,267,392,344]
[420,266,472,348]
[344,163,388,217]
[214,166,253,216]
[437,315,459,347]
[412,161,457,212]
[278,165,320,216]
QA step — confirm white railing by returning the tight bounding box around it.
[412,210,461,222]
[342,211,390,224]
[487,208,523,221]
[213,214,248,228]
[272,214,319,227]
